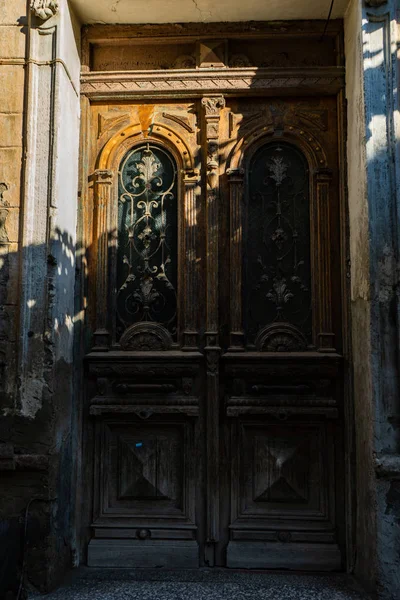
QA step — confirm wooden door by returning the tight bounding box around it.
[84,95,344,570]
[217,97,344,569]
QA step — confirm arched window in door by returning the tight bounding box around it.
[245,141,312,349]
[116,143,178,341]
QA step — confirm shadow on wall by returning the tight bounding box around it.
[0,227,91,598]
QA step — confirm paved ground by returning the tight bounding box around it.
[31,568,371,599]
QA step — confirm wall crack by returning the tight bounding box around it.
[190,0,212,22]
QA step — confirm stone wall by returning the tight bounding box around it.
[0,1,80,596]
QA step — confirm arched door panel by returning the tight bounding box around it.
[116,143,179,342]
[245,141,312,349]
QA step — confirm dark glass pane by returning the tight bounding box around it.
[245,142,312,344]
[117,143,178,340]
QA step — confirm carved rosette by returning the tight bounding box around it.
[30,0,59,19]
[255,323,308,352]
[119,323,173,351]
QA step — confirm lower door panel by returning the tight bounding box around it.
[88,416,198,567]
[226,419,340,570]
[86,353,201,568]
[223,353,343,570]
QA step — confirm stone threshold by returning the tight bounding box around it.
[29,567,371,599]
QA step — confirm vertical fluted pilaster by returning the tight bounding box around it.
[201,95,225,563]
[227,168,245,350]
[315,168,335,352]
[93,169,113,350]
[182,170,200,350]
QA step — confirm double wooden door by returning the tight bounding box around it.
[84,95,345,570]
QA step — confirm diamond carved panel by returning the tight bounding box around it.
[238,422,330,519]
[118,433,181,502]
[253,434,309,504]
[100,422,187,518]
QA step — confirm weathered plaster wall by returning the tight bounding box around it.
[0,0,25,417]
[0,1,31,595]
[0,0,80,596]
[345,0,400,598]
[344,0,377,593]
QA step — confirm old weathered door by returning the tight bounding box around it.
[83,93,345,570]
[217,97,344,570]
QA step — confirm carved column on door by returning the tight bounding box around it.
[93,169,113,350]
[227,168,245,350]
[201,95,225,564]
[315,168,335,352]
[182,169,201,350]
[202,96,225,347]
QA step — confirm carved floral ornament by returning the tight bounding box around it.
[201,96,225,116]
[30,0,59,20]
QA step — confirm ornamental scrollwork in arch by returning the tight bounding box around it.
[116,142,179,341]
[244,140,313,346]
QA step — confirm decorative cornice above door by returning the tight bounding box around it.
[80,22,345,101]
[81,67,345,100]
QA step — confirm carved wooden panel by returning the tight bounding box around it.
[95,419,195,522]
[237,423,329,518]
[92,43,196,72]
[116,426,182,507]
[85,22,343,73]
[226,417,340,569]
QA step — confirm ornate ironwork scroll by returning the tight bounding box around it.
[116,143,178,341]
[246,142,312,349]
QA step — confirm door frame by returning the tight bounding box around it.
[75,20,354,570]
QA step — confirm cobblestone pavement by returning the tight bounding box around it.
[31,568,371,599]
